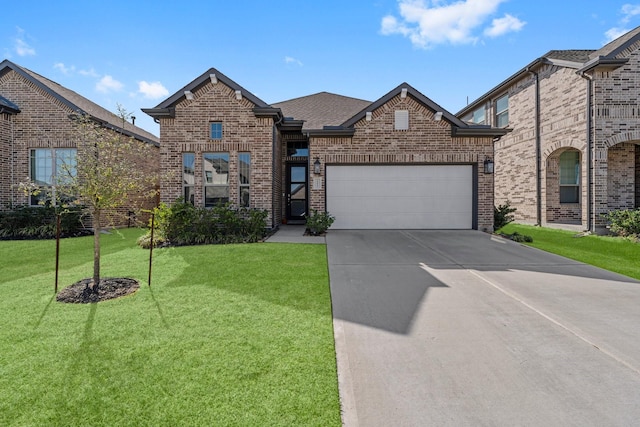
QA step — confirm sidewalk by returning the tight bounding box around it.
[265,225,326,244]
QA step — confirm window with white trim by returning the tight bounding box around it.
[183,153,195,205]
[29,148,77,206]
[495,94,509,127]
[559,151,580,203]
[203,152,229,207]
[238,152,250,207]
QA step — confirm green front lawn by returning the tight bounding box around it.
[500,223,640,280]
[0,229,340,426]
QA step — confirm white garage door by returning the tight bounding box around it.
[326,165,473,229]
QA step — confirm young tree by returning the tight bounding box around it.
[25,106,158,293]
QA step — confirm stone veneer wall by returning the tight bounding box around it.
[309,93,495,231]
[157,80,277,227]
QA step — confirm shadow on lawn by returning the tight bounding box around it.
[149,286,170,329]
[34,295,56,329]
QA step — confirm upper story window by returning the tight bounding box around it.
[495,94,509,127]
[471,106,486,125]
[30,148,77,206]
[559,151,580,203]
[210,122,223,140]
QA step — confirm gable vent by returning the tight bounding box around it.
[395,110,409,130]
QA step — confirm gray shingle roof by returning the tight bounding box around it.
[0,60,158,145]
[272,92,371,130]
[544,50,595,63]
[590,25,640,59]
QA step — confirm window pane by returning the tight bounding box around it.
[184,186,195,205]
[239,153,250,185]
[240,187,250,207]
[210,122,223,140]
[287,141,309,157]
[203,153,229,184]
[204,186,229,207]
[560,151,579,185]
[55,149,77,184]
[472,107,486,124]
[183,153,195,185]
[290,200,306,217]
[560,186,579,203]
[291,166,306,183]
[290,183,306,200]
[496,95,508,113]
[31,149,52,186]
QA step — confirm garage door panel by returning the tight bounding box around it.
[326,165,472,229]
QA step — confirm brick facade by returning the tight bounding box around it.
[460,29,640,233]
[149,72,503,232]
[155,79,279,227]
[0,63,159,227]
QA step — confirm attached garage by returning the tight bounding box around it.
[326,165,474,229]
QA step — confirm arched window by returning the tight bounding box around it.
[559,151,580,203]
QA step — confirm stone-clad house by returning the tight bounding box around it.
[0,59,160,226]
[143,69,508,231]
[458,27,640,233]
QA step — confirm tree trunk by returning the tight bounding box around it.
[91,209,101,292]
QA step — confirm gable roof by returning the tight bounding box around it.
[577,26,640,73]
[0,60,158,145]
[143,67,275,120]
[0,94,20,114]
[272,92,371,130]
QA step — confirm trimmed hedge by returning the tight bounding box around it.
[138,199,268,247]
[0,205,88,240]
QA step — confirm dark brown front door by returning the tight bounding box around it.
[286,163,308,221]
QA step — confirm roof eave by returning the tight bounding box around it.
[141,107,175,119]
[577,57,629,74]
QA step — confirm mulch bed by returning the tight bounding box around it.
[56,277,139,304]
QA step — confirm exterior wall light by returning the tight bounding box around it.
[313,157,321,174]
[484,157,495,174]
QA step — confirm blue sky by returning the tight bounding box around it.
[3,1,640,136]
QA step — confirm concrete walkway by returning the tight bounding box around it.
[327,230,640,426]
[265,225,325,244]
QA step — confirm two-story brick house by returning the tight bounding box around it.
[143,68,508,231]
[459,27,640,233]
[0,59,160,226]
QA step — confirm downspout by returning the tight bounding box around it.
[10,114,15,207]
[579,71,593,232]
[528,67,542,226]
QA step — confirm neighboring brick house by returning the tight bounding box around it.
[0,59,160,226]
[458,27,640,233]
[144,69,508,231]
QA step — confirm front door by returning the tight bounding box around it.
[286,163,308,222]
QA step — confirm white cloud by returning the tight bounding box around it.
[285,56,304,66]
[96,75,124,93]
[603,4,640,43]
[53,62,75,75]
[484,14,525,37]
[79,68,99,78]
[14,27,35,56]
[138,81,169,99]
[621,3,640,23]
[381,0,521,49]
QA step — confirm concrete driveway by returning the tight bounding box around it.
[327,230,640,426]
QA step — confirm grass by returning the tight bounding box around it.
[500,223,640,280]
[0,229,341,426]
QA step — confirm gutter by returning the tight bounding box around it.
[527,67,542,226]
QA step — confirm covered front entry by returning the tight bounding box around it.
[326,165,474,229]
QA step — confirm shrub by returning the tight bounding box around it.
[305,210,335,235]
[138,199,268,247]
[0,205,87,240]
[494,201,517,230]
[602,208,640,237]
